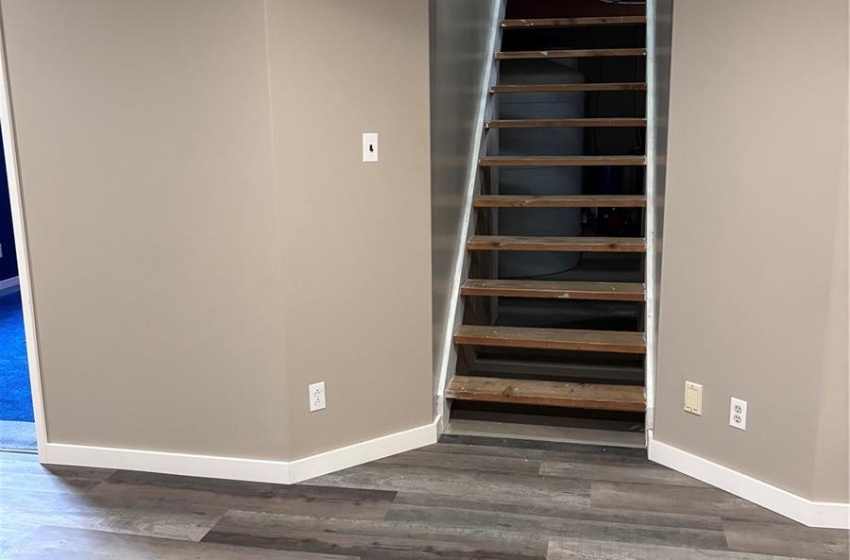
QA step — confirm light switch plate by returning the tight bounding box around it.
[362,133,378,163]
[684,381,703,415]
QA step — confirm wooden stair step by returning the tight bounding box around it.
[491,83,647,94]
[501,16,647,29]
[497,48,646,60]
[446,375,645,412]
[461,279,645,301]
[473,195,646,208]
[480,155,645,167]
[467,235,645,252]
[454,325,646,354]
[486,118,646,129]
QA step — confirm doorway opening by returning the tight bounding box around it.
[0,132,34,453]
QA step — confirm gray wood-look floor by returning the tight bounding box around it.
[0,436,846,559]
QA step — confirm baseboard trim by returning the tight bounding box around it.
[43,442,293,484]
[649,439,850,529]
[288,416,440,483]
[42,417,440,485]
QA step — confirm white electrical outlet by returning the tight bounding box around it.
[730,397,747,430]
[362,133,378,163]
[684,381,703,415]
[309,381,326,412]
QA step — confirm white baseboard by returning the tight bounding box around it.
[42,417,440,485]
[43,442,293,484]
[649,439,850,529]
[288,416,440,483]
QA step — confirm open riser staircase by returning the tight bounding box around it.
[446,0,649,446]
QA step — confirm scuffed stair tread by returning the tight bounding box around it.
[473,195,646,208]
[480,155,645,167]
[467,235,646,252]
[497,48,646,60]
[501,16,647,28]
[491,83,646,93]
[486,118,646,129]
[454,325,646,354]
[446,375,646,411]
[461,279,645,301]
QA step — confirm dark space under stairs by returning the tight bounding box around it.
[446,0,648,447]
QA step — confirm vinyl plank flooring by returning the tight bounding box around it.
[0,470,102,494]
[723,520,849,560]
[372,448,543,475]
[540,459,708,487]
[391,491,725,531]
[437,435,647,458]
[0,446,841,560]
[0,485,226,542]
[0,452,114,482]
[3,526,358,560]
[385,503,728,550]
[308,463,590,508]
[90,470,396,521]
[548,537,812,559]
[426,441,653,468]
[204,510,548,560]
[591,481,798,524]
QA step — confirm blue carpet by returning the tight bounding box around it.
[0,291,31,422]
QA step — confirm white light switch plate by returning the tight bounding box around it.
[362,133,378,163]
[684,381,703,415]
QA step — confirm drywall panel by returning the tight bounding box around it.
[2,0,289,459]
[656,0,849,501]
[265,0,434,460]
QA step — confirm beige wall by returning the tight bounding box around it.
[265,0,433,460]
[2,0,289,460]
[3,0,433,462]
[657,0,849,502]
[429,0,499,396]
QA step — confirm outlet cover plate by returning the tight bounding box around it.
[309,381,326,412]
[684,381,703,415]
[730,397,747,430]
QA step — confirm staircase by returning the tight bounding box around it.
[445,0,649,446]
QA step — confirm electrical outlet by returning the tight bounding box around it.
[730,397,747,430]
[684,381,703,415]
[362,133,378,163]
[309,381,326,412]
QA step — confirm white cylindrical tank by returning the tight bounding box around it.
[498,60,585,278]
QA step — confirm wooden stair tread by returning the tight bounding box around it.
[461,279,645,301]
[497,48,646,60]
[491,83,647,93]
[447,375,645,412]
[454,325,646,354]
[473,195,646,208]
[486,118,646,129]
[480,155,645,167]
[501,16,647,29]
[467,235,646,252]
